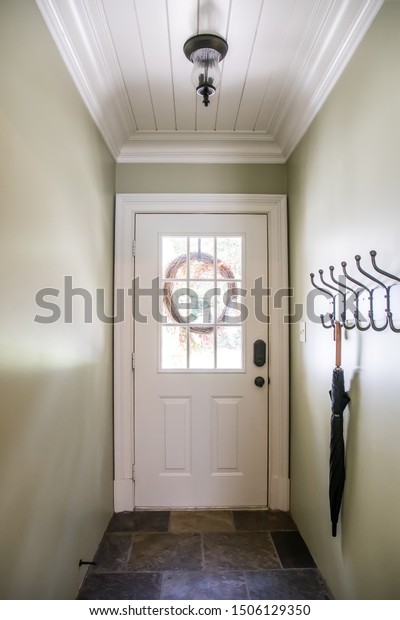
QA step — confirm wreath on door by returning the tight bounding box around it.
[163,251,237,333]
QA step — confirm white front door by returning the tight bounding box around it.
[134,213,269,508]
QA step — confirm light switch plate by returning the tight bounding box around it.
[299,322,306,342]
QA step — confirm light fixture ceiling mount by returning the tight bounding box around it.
[183,34,228,107]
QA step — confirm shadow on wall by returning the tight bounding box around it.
[0,365,113,599]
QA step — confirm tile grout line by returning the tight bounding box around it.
[229,510,236,533]
[160,571,165,600]
[268,531,284,570]
[242,571,252,600]
[126,534,135,571]
[200,532,206,571]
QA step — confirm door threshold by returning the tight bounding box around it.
[134,506,270,511]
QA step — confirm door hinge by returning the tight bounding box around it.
[132,464,135,480]
[132,240,136,257]
[132,353,135,370]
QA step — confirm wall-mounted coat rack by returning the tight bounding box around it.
[310,250,400,332]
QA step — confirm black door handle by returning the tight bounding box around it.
[254,376,265,388]
[254,340,266,367]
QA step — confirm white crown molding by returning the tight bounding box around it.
[279,0,384,160]
[36,0,134,159]
[118,131,286,164]
[37,0,383,164]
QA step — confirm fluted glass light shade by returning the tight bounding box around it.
[184,34,228,107]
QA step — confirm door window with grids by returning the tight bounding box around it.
[160,235,244,370]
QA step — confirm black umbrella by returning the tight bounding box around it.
[329,322,350,537]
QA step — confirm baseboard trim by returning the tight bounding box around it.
[114,479,134,512]
[269,477,290,511]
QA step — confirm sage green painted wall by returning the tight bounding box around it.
[0,1,115,598]
[116,163,287,194]
[287,1,400,600]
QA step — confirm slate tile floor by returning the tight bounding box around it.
[77,511,332,600]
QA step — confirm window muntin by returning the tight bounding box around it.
[160,235,244,371]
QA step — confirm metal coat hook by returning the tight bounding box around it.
[319,269,346,326]
[341,261,371,331]
[370,250,400,333]
[370,250,400,283]
[355,255,388,331]
[310,250,400,333]
[329,266,356,330]
[310,272,335,328]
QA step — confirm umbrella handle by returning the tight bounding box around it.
[335,321,341,367]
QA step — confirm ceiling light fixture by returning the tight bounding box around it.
[183,34,228,107]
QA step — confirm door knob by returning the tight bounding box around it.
[254,376,265,388]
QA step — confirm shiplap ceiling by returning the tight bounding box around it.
[36,0,383,163]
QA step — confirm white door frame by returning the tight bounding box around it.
[114,193,289,512]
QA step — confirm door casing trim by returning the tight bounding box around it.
[114,193,289,511]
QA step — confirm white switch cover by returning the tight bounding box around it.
[299,322,306,342]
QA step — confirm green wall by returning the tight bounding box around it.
[3,0,398,602]
[116,163,287,194]
[288,1,400,600]
[0,1,115,598]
